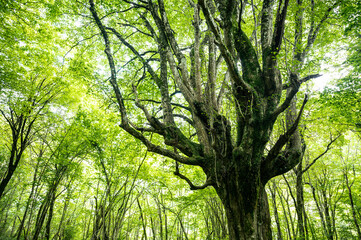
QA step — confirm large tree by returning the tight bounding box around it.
[85,0,340,238]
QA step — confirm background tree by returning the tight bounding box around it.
[0,74,62,199]
[0,0,69,199]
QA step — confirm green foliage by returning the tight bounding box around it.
[316,0,361,131]
[0,0,361,239]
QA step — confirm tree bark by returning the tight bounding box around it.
[215,185,271,240]
[45,190,56,240]
[0,152,22,199]
[296,160,305,240]
[212,155,272,240]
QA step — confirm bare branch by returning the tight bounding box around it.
[139,13,159,41]
[105,27,160,85]
[172,114,194,126]
[174,162,214,190]
[123,98,191,112]
[282,74,322,89]
[118,23,153,38]
[272,73,300,118]
[302,134,340,173]
[302,1,340,60]
[63,33,100,60]
[264,95,308,166]
[132,84,165,131]
[129,121,163,134]
[122,0,148,9]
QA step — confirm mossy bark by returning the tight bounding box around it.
[214,171,272,240]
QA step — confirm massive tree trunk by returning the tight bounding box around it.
[86,0,338,238]
[215,177,271,239]
[198,115,276,239]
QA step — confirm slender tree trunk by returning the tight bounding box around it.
[163,197,168,240]
[322,189,334,240]
[53,193,69,240]
[33,198,50,240]
[176,214,189,240]
[25,181,44,238]
[204,197,227,239]
[17,158,40,240]
[278,187,293,240]
[45,190,56,240]
[33,181,59,240]
[270,181,283,240]
[345,168,361,240]
[156,198,164,240]
[137,198,148,240]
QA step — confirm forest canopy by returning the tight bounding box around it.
[0,0,360,239]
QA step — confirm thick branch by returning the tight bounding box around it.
[192,3,202,100]
[158,38,175,126]
[206,34,217,108]
[293,0,304,64]
[261,0,274,59]
[122,124,202,165]
[123,98,190,111]
[199,0,255,97]
[89,0,128,124]
[234,29,262,92]
[271,0,290,55]
[129,122,163,134]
